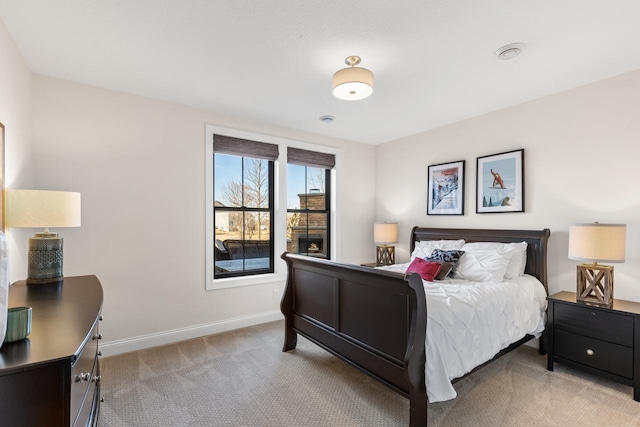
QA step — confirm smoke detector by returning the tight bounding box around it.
[319,115,335,123]
[495,43,525,60]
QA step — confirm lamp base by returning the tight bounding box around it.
[26,277,64,285]
[376,245,395,266]
[27,232,64,285]
[576,263,613,308]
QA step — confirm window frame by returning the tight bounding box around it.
[205,125,338,291]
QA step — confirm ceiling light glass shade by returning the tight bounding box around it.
[332,66,374,101]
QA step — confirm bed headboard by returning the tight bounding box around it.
[410,227,551,294]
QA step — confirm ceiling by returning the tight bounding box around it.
[1,1,640,145]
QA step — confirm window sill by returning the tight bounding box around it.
[206,272,286,291]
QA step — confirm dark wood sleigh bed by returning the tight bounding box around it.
[280,227,551,427]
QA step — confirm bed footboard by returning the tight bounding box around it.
[280,252,427,427]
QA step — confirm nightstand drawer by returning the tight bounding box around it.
[554,329,633,378]
[554,303,633,346]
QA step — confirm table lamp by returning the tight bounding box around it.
[568,222,626,307]
[374,222,398,266]
[6,189,81,284]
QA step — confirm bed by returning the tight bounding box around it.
[280,226,550,427]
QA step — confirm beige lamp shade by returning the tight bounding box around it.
[332,67,374,100]
[6,190,81,228]
[374,222,398,244]
[568,223,626,263]
[332,56,374,101]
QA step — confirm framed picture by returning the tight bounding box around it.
[476,149,524,213]
[427,160,465,215]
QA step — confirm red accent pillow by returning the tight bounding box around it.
[406,258,442,281]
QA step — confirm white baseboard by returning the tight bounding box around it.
[99,310,283,357]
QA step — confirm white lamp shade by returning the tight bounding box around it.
[6,189,81,228]
[332,66,374,100]
[374,222,398,244]
[568,223,626,263]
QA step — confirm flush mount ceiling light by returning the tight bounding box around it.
[332,56,374,101]
[319,115,335,123]
[495,43,525,60]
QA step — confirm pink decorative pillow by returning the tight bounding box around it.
[406,258,442,281]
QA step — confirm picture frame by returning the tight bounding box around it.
[476,149,524,213]
[427,160,465,215]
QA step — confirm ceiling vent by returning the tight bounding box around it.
[495,43,525,60]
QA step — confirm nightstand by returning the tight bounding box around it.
[547,291,640,401]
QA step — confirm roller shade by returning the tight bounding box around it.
[214,134,279,161]
[287,147,335,169]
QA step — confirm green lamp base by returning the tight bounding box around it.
[27,231,64,285]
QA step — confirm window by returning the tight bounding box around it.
[286,148,335,259]
[213,135,277,278]
[205,125,338,290]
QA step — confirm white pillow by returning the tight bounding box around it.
[455,242,517,282]
[505,242,528,278]
[410,239,465,261]
[458,241,528,279]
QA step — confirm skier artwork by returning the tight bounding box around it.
[427,160,465,215]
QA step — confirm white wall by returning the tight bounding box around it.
[0,18,35,279]
[376,69,640,301]
[28,75,375,354]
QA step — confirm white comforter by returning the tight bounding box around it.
[378,263,547,402]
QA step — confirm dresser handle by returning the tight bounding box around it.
[586,349,594,356]
[92,375,102,383]
[93,333,103,340]
[75,372,91,383]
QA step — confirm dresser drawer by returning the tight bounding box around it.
[554,329,633,378]
[74,357,99,427]
[70,322,99,424]
[554,303,633,346]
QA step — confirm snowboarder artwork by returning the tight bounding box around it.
[477,149,524,213]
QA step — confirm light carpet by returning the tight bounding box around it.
[99,320,640,426]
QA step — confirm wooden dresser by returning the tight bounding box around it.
[0,275,104,426]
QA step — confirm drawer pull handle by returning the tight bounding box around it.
[75,372,91,383]
[92,375,102,383]
[586,349,594,356]
[93,333,103,340]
